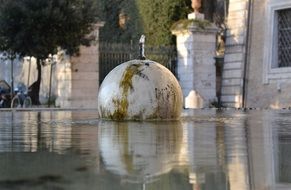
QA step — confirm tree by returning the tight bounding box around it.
[99,0,143,44]
[99,0,228,46]
[99,0,191,46]
[136,0,191,46]
[0,0,99,104]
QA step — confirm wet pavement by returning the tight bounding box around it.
[0,109,290,190]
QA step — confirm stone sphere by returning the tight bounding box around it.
[98,59,183,120]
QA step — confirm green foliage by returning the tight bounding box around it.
[99,0,191,46]
[0,0,99,59]
[99,0,228,46]
[136,0,191,46]
[99,0,143,44]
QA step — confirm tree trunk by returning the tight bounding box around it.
[28,59,41,105]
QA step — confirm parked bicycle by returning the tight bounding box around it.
[11,83,32,108]
[0,80,11,108]
[0,81,32,108]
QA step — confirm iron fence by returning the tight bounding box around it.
[99,42,177,84]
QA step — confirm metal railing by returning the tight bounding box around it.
[99,42,177,84]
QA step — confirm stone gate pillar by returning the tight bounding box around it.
[172,19,217,108]
[56,22,104,108]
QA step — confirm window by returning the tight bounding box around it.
[263,2,291,84]
[277,8,291,68]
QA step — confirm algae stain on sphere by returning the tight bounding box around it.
[98,59,183,120]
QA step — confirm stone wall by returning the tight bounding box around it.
[56,45,99,108]
[220,0,250,108]
[223,0,291,108]
[245,0,291,108]
[54,22,104,108]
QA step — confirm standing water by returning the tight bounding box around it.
[0,109,290,190]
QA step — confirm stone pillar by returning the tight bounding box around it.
[55,52,73,108]
[172,20,217,108]
[56,22,104,108]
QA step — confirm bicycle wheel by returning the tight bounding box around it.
[23,97,32,108]
[11,96,21,108]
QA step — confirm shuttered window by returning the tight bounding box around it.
[277,8,291,67]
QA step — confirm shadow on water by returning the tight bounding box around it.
[0,110,291,189]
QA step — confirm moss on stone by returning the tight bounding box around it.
[120,64,141,92]
[109,64,142,121]
[171,19,211,31]
[109,98,128,120]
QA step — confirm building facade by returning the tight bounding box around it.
[221,0,291,108]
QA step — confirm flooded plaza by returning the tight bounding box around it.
[0,109,290,190]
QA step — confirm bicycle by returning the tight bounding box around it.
[0,91,10,108]
[0,80,12,108]
[11,85,32,108]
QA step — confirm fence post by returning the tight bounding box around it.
[10,58,14,99]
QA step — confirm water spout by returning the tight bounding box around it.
[139,35,146,60]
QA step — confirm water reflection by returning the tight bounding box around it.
[248,111,291,190]
[99,121,186,187]
[0,110,291,189]
[186,120,229,190]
